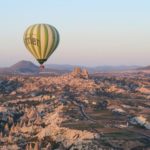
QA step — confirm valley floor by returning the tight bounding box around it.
[0,70,150,149]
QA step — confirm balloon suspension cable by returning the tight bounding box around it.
[40,64,45,71]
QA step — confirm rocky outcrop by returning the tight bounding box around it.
[37,105,99,148]
[130,115,150,129]
[70,67,89,79]
[0,79,21,93]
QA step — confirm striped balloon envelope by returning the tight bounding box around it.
[23,24,59,67]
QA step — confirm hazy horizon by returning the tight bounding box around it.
[0,59,144,68]
[0,0,150,67]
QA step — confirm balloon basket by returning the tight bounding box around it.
[40,65,45,71]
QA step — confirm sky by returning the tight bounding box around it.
[0,0,150,67]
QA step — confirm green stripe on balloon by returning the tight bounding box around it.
[47,26,56,58]
[43,25,52,58]
[45,25,55,59]
[37,24,41,59]
[48,26,59,58]
[43,24,49,59]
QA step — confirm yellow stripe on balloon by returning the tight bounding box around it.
[26,26,38,59]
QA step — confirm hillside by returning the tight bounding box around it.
[0,60,69,75]
[10,60,39,73]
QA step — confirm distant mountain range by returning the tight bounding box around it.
[137,66,150,71]
[11,60,39,73]
[0,60,69,75]
[0,60,149,75]
[46,64,140,73]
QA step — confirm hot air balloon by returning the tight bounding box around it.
[23,24,59,69]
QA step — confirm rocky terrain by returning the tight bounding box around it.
[0,68,150,149]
